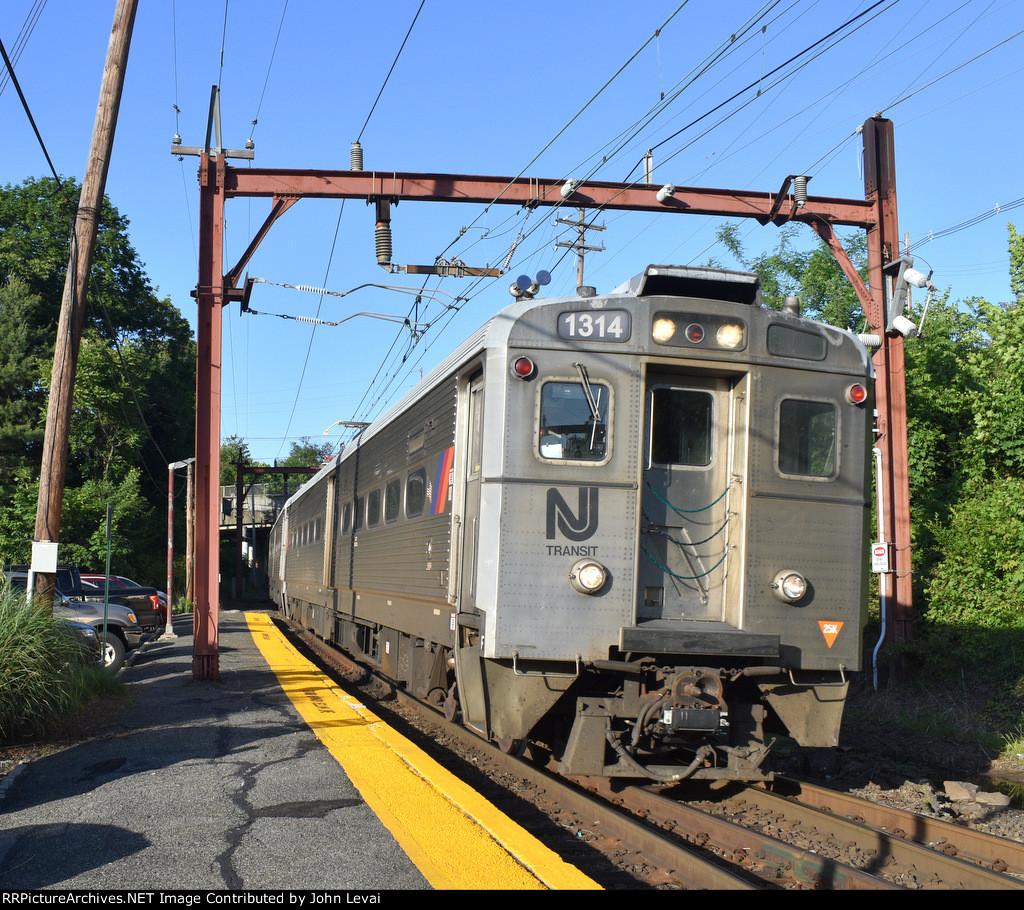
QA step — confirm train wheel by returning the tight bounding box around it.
[496,735,525,756]
[426,687,446,711]
[443,683,460,723]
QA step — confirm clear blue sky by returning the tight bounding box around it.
[3,0,1022,464]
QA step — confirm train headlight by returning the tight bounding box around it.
[652,317,676,343]
[716,323,744,348]
[569,558,608,595]
[772,570,807,604]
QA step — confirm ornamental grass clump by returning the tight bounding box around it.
[0,589,113,741]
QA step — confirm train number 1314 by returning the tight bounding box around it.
[557,309,632,342]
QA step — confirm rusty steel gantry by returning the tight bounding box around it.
[191,115,911,680]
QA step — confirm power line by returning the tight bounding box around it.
[356,0,425,143]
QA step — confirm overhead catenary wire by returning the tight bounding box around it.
[267,1,427,458]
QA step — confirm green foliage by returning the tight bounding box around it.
[220,435,265,486]
[902,292,983,582]
[717,222,1024,704]
[715,223,866,328]
[0,279,46,465]
[0,589,122,742]
[927,476,1024,627]
[0,177,195,581]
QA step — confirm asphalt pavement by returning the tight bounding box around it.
[0,609,431,891]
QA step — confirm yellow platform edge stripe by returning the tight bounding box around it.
[245,612,602,891]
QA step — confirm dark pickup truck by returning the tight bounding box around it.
[4,564,163,631]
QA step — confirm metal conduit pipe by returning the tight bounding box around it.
[871,446,887,689]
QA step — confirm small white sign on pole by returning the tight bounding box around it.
[31,540,59,573]
[871,541,890,574]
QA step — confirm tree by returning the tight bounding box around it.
[220,436,265,486]
[922,225,1024,684]
[0,279,46,467]
[283,437,336,469]
[0,177,195,583]
[715,223,866,329]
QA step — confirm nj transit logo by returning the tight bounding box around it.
[546,487,599,542]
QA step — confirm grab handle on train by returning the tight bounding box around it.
[785,665,848,688]
[511,652,582,679]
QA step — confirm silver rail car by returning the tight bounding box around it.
[269,265,872,783]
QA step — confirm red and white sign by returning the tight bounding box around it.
[871,542,889,573]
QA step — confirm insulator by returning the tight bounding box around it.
[794,175,808,208]
[376,222,392,265]
[350,141,363,171]
[501,237,520,272]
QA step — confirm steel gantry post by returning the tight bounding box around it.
[190,116,912,679]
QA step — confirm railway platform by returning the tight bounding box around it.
[0,610,598,892]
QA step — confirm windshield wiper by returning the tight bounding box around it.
[573,362,603,452]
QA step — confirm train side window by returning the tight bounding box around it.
[406,468,427,517]
[384,480,401,522]
[779,399,837,477]
[538,380,609,462]
[341,501,352,535]
[650,387,713,467]
[367,489,381,526]
[353,496,364,532]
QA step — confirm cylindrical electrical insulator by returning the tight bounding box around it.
[376,223,392,264]
[350,141,363,171]
[794,175,808,208]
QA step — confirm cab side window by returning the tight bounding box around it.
[778,399,837,477]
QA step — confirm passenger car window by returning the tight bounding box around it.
[779,399,837,477]
[650,388,713,466]
[353,496,364,531]
[384,480,401,522]
[538,381,609,462]
[367,489,381,526]
[406,468,427,517]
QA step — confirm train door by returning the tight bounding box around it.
[458,370,485,612]
[637,373,738,622]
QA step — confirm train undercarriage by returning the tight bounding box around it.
[285,598,848,785]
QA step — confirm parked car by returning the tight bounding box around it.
[53,592,145,673]
[63,619,103,664]
[2,564,163,631]
[80,574,168,625]
[2,569,146,672]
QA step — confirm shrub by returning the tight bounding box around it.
[0,590,120,741]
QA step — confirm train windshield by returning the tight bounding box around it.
[779,398,837,477]
[539,380,609,461]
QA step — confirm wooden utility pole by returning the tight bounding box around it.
[33,0,139,602]
[555,209,606,290]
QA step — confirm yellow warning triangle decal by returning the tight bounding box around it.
[818,621,843,648]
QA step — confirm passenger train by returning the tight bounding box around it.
[268,265,872,783]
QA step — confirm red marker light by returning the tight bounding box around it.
[684,323,705,343]
[845,383,868,405]
[512,356,536,379]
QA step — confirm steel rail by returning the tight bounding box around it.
[770,777,1024,878]
[696,780,1024,889]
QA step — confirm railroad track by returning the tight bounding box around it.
[278,615,1024,890]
